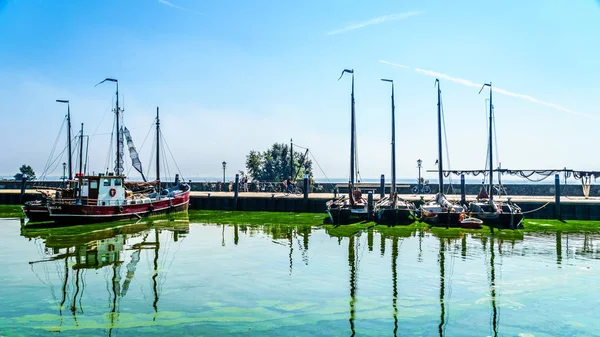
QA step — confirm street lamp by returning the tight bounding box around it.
[417,159,423,192]
[222,161,227,184]
[61,162,67,187]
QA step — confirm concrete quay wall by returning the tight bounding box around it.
[1,180,597,197]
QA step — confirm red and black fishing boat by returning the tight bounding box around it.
[24,78,190,225]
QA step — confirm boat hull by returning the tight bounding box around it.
[472,212,524,229]
[326,207,369,225]
[22,203,51,222]
[46,191,190,225]
[420,210,463,227]
[376,208,415,225]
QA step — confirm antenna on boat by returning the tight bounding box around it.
[479,82,493,203]
[381,79,396,205]
[56,99,73,181]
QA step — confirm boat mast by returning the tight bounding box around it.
[338,69,355,204]
[95,78,120,175]
[479,82,493,203]
[290,138,293,181]
[156,107,160,186]
[115,81,121,176]
[435,79,444,195]
[79,123,84,176]
[381,79,396,203]
[56,100,73,180]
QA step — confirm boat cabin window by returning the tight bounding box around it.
[114,179,122,186]
[90,181,98,189]
[103,179,110,187]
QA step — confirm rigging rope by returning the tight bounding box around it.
[440,93,454,194]
[308,150,335,188]
[161,132,185,182]
[40,116,67,180]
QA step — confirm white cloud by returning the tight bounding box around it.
[379,60,598,120]
[157,0,203,15]
[327,11,421,35]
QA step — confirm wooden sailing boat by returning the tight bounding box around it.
[326,69,368,225]
[25,79,190,225]
[374,79,416,225]
[467,83,523,229]
[420,79,465,226]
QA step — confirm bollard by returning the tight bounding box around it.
[367,191,374,221]
[303,174,309,210]
[20,177,26,204]
[380,174,385,198]
[234,174,239,210]
[555,174,561,219]
[460,174,466,205]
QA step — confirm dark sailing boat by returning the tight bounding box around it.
[467,83,523,229]
[374,79,416,225]
[420,79,466,226]
[326,69,368,224]
[25,79,190,224]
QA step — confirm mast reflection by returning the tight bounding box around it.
[348,235,357,336]
[391,236,398,336]
[438,238,445,337]
[22,217,189,334]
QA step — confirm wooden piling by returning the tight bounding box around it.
[234,174,239,210]
[20,177,26,204]
[555,174,561,219]
[460,174,466,205]
[367,191,374,221]
[303,175,309,210]
[380,174,385,198]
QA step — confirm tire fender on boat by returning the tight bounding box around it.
[118,206,123,213]
[149,205,155,212]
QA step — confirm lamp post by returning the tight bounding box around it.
[61,162,67,187]
[222,161,227,184]
[417,159,422,192]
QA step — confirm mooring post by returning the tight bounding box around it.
[20,177,26,204]
[380,174,385,198]
[367,191,374,221]
[234,174,239,210]
[555,173,561,219]
[460,174,466,205]
[303,174,309,210]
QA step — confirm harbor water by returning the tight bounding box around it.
[0,216,599,336]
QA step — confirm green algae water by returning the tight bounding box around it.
[1,215,599,336]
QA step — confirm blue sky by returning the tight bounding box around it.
[1,0,599,182]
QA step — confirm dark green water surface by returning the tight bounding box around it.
[0,216,599,336]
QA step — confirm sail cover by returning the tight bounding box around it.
[114,126,125,176]
[124,127,146,181]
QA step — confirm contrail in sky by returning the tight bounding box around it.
[379,59,597,120]
[327,11,421,35]
[158,0,203,15]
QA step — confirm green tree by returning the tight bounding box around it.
[14,164,36,181]
[245,143,313,182]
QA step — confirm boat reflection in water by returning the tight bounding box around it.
[14,217,600,336]
[21,215,189,335]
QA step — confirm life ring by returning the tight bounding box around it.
[459,213,465,222]
[109,188,116,197]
